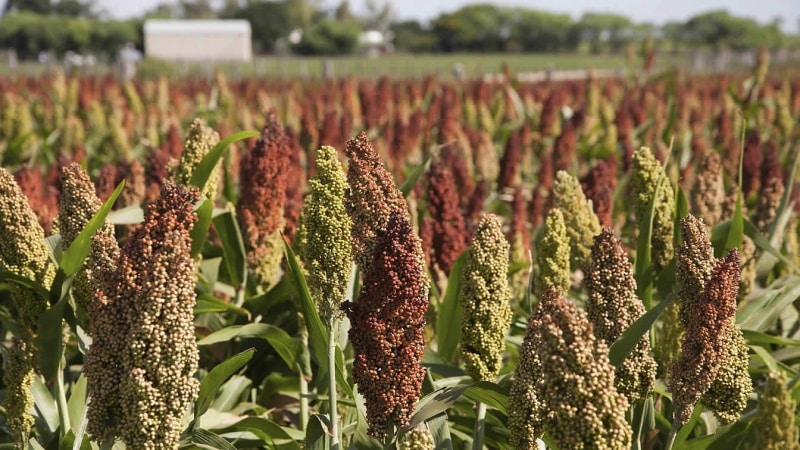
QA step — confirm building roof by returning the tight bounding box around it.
[143,20,251,35]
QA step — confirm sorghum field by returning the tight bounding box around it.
[1,51,799,450]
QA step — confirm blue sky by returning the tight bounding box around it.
[3,0,798,32]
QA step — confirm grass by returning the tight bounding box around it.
[1,51,693,80]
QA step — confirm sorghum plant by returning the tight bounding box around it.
[552,170,602,270]
[343,210,428,442]
[748,372,800,450]
[631,146,675,272]
[0,167,55,446]
[584,229,657,404]
[85,182,200,449]
[237,114,290,291]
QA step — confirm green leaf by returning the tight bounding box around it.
[725,189,744,254]
[744,219,800,273]
[436,250,467,365]
[195,293,250,316]
[36,296,68,380]
[406,384,471,431]
[673,403,704,447]
[736,274,800,331]
[304,414,330,450]
[0,271,49,300]
[462,381,508,415]
[31,375,59,435]
[427,413,454,450]
[189,130,260,190]
[198,324,305,375]
[194,348,255,420]
[67,374,88,434]
[634,172,665,309]
[191,428,237,450]
[215,417,302,450]
[752,345,780,374]
[400,151,434,197]
[742,329,800,347]
[609,292,676,367]
[191,199,214,258]
[283,240,351,396]
[60,180,124,277]
[212,208,248,289]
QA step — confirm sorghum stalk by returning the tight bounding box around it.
[669,250,741,426]
[509,286,631,449]
[296,146,353,448]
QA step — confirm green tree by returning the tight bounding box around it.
[390,20,437,52]
[511,8,575,52]
[223,1,294,52]
[292,18,361,55]
[2,0,51,15]
[431,4,513,52]
[571,12,634,53]
[683,10,784,50]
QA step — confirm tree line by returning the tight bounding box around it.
[0,0,793,59]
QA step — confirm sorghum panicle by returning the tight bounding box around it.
[748,372,800,450]
[631,146,675,272]
[585,229,657,404]
[513,286,632,449]
[426,159,470,275]
[677,215,715,326]
[690,151,725,230]
[344,131,409,271]
[459,213,512,382]
[552,170,602,270]
[59,163,120,332]
[171,117,221,200]
[670,249,740,425]
[295,146,353,322]
[86,182,201,449]
[237,114,290,291]
[343,210,428,440]
[534,208,570,297]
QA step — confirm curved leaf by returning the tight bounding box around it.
[609,291,676,367]
[191,428,237,450]
[213,208,247,289]
[189,130,260,190]
[436,250,467,364]
[60,180,124,277]
[194,348,255,420]
[191,198,214,258]
[198,323,306,375]
[36,296,68,380]
[304,414,331,450]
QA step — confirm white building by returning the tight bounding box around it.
[143,20,252,62]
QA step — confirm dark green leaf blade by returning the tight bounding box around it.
[191,199,214,258]
[609,292,676,367]
[212,209,248,288]
[194,348,255,420]
[36,296,68,380]
[60,180,124,277]
[189,130,260,190]
[436,250,467,364]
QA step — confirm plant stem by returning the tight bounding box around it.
[664,421,680,450]
[299,313,309,432]
[328,318,340,450]
[472,401,486,450]
[55,359,70,438]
